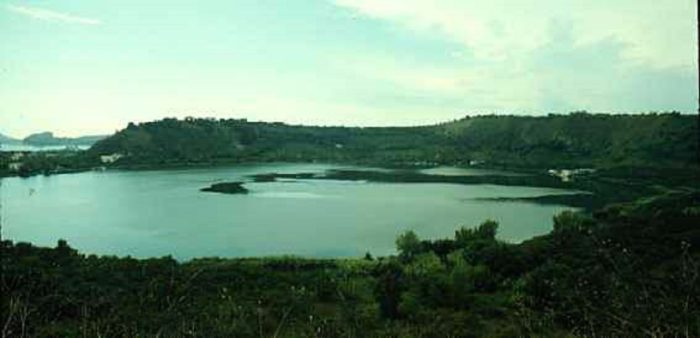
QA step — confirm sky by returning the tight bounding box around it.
[0,0,697,138]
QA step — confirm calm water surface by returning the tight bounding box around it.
[2,163,578,259]
[0,144,91,152]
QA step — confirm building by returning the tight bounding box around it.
[8,162,22,171]
[548,168,596,182]
[9,152,25,161]
[100,153,123,164]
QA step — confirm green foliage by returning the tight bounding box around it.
[2,192,698,336]
[87,113,698,169]
[0,150,100,177]
[395,230,422,262]
[519,192,700,336]
[373,259,403,320]
[5,112,697,179]
[200,181,249,194]
[455,220,498,245]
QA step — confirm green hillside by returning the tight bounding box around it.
[90,112,698,169]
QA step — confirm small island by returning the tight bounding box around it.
[200,182,249,194]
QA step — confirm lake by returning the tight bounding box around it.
[1,163,579,259]
[0,144,91,152]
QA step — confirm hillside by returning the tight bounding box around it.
[90,113,698,169]
[439,113,698,168]
[23,132,108,146]
[0,132,21,145]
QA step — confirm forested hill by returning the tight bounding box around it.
[89,112,698,169]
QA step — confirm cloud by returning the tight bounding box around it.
[330,0,697,114]
[337,57,467,94]
[333,0,696,70]
[7,4,101,25]
[331,28,696,114]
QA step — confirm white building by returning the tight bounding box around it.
[10,152,25,161]
[100,153,123,164]
[548,168,596,182]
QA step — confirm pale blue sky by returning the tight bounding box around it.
[0,0,697,137]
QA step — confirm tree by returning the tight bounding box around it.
[396,230,422,261]
[455,220,499,248]
[374,260,404,320]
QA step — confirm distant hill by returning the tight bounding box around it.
[23,132,108,146]
[90,113,698,169]
[0,132,22,145]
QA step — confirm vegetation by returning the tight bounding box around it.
[89,112,698,169]
[2,112,697,336]
[0,150,100,178]
[200,182,249,194]
[3,191,698,337]
[3,112,696,179]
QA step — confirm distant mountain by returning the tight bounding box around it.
[0,132,22,145]
[23,132,108,146]
[90,112,698,169]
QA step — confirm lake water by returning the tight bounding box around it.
[0,144,91,152]
[1,163,579,259]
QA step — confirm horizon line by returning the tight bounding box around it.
[1,110,693,140]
